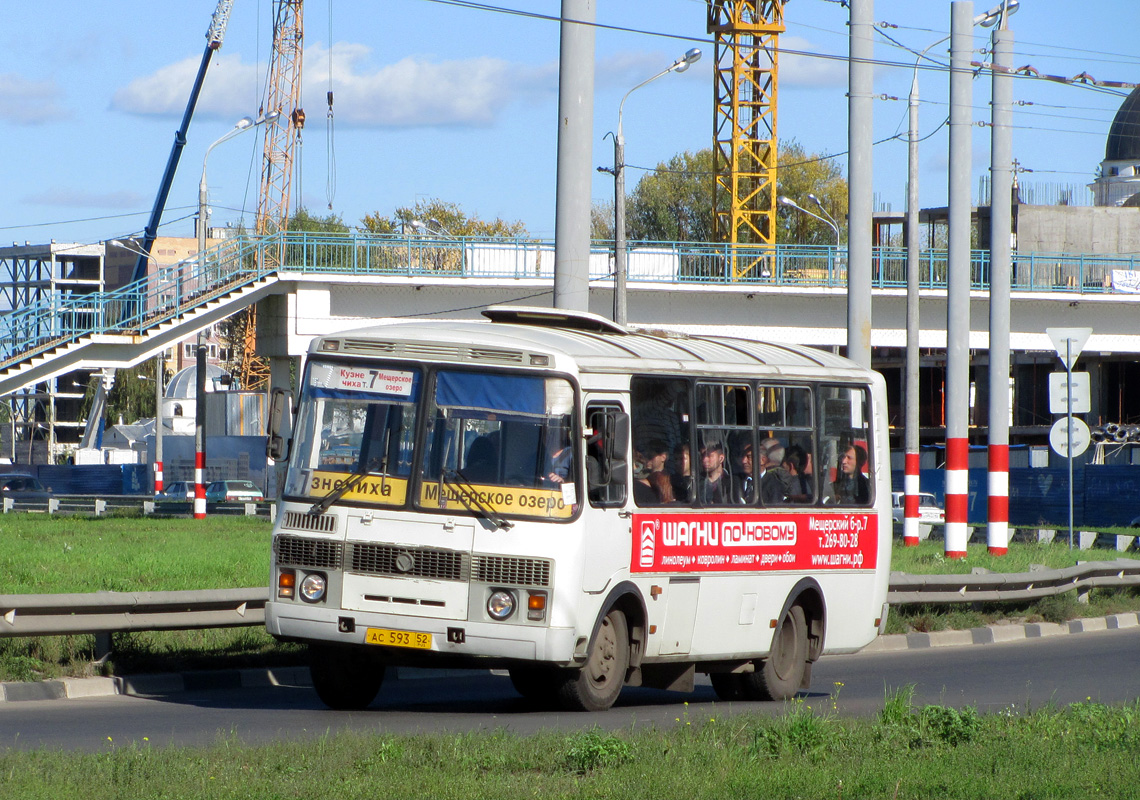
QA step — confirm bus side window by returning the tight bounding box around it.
[586,404,628,507]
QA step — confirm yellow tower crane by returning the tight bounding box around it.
[708,0,785,279]
[239,0,304,392]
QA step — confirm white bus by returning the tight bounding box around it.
[265,307,892,711]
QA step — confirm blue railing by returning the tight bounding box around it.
[3,232,1140,369]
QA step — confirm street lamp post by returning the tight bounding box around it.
[611,48,701,326]
[777,196,841,275]
[197,111,279,283]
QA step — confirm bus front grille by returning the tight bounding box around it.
[281,511,338,534]
[349,542,467,582]
[275,535,344,569]
[472,555,551,587]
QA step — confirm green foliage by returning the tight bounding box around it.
[98,358,162,426]
[6,701,1140,798]
[593,140,848,245]
[563,729,633,773]
[360,198,527,239]
[876,685,981,749]
[750,696,834,758]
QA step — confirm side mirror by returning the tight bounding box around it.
[607,411,629,487]
[266,387,292,461]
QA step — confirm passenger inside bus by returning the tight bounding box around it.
[671,443,693,503]
[634,439,673,505]
[544,423,574,485]
[698,438,735,505]
[781,444,813,503]
[463,434,500,484]
[829,442,870,504]
[734,440,756,504]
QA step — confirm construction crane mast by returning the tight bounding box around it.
[239,0,304,391]
[708,0,785,278]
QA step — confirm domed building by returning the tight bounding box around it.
[162,363,235,434]
[1090,86,1140,206]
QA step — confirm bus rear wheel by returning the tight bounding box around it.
[746,604,809,701]
[556,610,629,712]
[309,644,386,710]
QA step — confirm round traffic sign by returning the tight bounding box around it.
[1049,417,1090,458]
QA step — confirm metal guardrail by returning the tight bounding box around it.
[886,558,1140,605]
[0,589,266,637]
[2,560,1138,640]
[1,496,275,518]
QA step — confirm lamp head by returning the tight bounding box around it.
[234,116,255,130]
[672,48,702,73]
[777,195,798,208]
[976,0,1019,27]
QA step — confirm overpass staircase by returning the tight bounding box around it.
[0,234,287,397]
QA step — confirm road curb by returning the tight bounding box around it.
[860,611,1140,654]
[4,613,1139,703]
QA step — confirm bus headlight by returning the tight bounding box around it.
[299,572,327,603]
[487,590,516,620]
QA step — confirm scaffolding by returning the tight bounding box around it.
[708,0,785,278]
[0,242,108,462]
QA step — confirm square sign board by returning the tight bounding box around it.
[1048,371,1090,414]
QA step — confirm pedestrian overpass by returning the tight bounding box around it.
[3,231,1140,408]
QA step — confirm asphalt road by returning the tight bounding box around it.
[4,627,1139,753]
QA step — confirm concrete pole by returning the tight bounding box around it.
[903,58,923,547]
[987,23,1014,556]
[613,133,626,325]
[552,0,595,313]
[194,338,207,520]
[846,0,874,369]
[945,2,974,558]
[154,352,164,494]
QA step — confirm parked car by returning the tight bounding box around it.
[891,491,945,526]
[205,480,265,503]
[154,481,194,503]
[0,473,51,501]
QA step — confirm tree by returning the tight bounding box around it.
[773,139,848,246]
[591,141,848,246]
[361,199,528,273]
[360,199,527,239]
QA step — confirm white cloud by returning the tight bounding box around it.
[778,36,847,88]
[0,74,68,125]
[111,44,557,128]
[24,188,146,209]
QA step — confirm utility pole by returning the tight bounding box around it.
[552,0,595,313]
[945,2,974,558]
[847,0,874,369]
[987,6,1015,556]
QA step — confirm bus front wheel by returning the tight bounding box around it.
[556,610,629,712]
[309,644,386,710]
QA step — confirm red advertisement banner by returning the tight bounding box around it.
[631,512,878,573]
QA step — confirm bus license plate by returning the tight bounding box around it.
[365,627,433,650]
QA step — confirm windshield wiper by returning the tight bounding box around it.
[309,458,378,515]
[442,468,513,530]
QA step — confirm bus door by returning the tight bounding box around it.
[582,398,629,592]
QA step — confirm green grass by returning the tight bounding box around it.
[0,514,1138,682]
[0,513,272,593]
[3,691,1139,798]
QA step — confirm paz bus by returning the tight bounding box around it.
[264,306,892,712]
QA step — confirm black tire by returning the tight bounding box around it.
[508,666,559,703]
[738,604,809,701]
[309,644,385,710]
[709,673,745,702]
[556,610,629,712]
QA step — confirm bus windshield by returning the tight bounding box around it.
[285,362,420,506]
[418,370,578,520]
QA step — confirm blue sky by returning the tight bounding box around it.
[1,0,1136,247]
